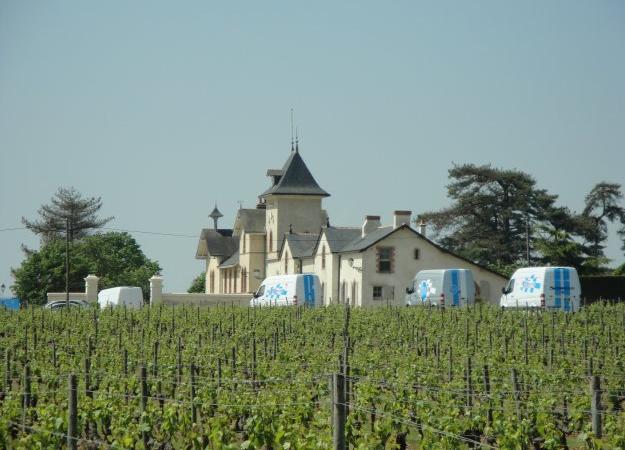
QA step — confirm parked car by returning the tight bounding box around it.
[405,269,476,307]
[500,266,580,312]
[98,287,143,308]
[43,299,89,310]
[250,274,321,307]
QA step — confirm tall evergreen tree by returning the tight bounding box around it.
[581,182,625,269]
[22,187,113,244]
[417,164,561,272]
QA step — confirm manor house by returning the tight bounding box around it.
[196,144,507,305]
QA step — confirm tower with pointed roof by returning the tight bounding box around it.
[261,143,329,261]
[209,204,223,230]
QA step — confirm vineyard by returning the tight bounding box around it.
[1,303,625,449]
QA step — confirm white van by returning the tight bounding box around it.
[250,274,321,307]
[499,267,580,312]
[97,286,144,308]
[405,269,476,307]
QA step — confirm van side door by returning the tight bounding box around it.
[449,270,461,307]
[302,275,317,307]
[554,268,573,312]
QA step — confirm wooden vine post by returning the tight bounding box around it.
[68,374,78,450]
[332,372,346,450]
[511,367,521,420]
[191,363,198,424]
[4,349,11,393]
[590,375,602,438]
[22,363,31,424]
[140,366,149,448]
[483,364,492,426]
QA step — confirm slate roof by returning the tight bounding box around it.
[261,150,330,197]
[282,233,319,258]
[209,205,223,220]
[219,252,239,268]
[233,209,266,234]
[339,226,396,253]
[336,224,507,279]
[195,228,238,259]
[321,227,362,253]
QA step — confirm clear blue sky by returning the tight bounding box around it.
[1,1,624,293]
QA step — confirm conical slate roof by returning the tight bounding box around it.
[261,149,330,197]
[209,205,223,219]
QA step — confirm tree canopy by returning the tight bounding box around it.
[11,232,160,305]
[418,164,559,272]
[581,182,625,262]
[22,187,113,244]
[187,273,206,293]
[418,164,624,276]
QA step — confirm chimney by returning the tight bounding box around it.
[362,215,381,237]
[393,210,411,229]
[418,220,427,237]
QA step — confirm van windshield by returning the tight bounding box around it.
[506,278,515,292]
[255,285,265,296]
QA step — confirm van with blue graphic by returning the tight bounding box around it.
[250,274,321,307]
[499,267,580,312]
[405,269,476,307]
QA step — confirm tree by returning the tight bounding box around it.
[22,187,113,244]
[188,273,206,293]
[581,182,625,269]
[11,232,160,305]
[531,206,602,273]
[418,164,559,270]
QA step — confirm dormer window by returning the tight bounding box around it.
[266,169,283,187]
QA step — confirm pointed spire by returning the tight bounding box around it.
[290,109,295,152]
[295,127,299,153]
[209,204,223,230]
[259,148,330,198]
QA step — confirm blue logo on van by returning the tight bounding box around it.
[266,284,288,300]
[520,275,541,294]
[419,280,436,301]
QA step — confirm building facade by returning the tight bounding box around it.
[196,144,507,305]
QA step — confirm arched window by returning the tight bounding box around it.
[351,281,357,306]
[321,282,325,304]
[242,234,246,254]
[209,271,215,293]
[321,246,326,269]
[269,231,273,253]
[241,268,247,293]
[341,281,346,304]
[284,251,289,273]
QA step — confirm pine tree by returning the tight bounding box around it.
[22,187,113,244]
[581,182,625,262]
[417,164,561,271]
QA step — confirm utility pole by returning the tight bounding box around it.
[65,218,70,307]
[526,213,531,265]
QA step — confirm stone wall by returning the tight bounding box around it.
[159,293,250,307]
